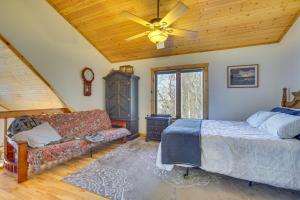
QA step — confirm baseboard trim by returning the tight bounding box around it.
[139,132,146,137]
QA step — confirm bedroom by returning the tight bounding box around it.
[0,0,300,199]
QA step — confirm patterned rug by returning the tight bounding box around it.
[64,139,300,200]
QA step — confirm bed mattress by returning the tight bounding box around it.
[156,120,300,190]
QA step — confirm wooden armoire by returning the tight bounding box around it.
[103,71,139,140]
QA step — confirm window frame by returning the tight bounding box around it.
[151,63,209,119]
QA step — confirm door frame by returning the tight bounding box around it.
[150,63,209,119]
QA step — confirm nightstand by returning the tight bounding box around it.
[145,114,172,142]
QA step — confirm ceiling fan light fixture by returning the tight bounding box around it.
[124,1,197,49]
[148,30,168,44]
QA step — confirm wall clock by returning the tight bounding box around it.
[82,67,94,96]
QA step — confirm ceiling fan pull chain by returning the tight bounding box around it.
[157,0,160,18]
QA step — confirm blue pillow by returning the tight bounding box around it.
[271,107,300,116]
[296,135,300,140]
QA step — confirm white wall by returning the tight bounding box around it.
[0,0,111,111]
[278,18,300,94]
[0,105,13,147]
[112,18,300,133]
[0,107,7,147]
[0,119,13,147]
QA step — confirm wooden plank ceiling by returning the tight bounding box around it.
[0,38,65,110]
[48,0,300,63]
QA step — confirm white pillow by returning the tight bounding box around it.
[14,122,62,148]
[259,113,300,138]
[246,111,277,128]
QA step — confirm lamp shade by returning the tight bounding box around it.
[148,30,168,44]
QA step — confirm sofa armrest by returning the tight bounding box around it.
[111,120,127,128]
[4,136,28,183]
[16,141,28,183]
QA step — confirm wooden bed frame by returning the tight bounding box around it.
[1,108,127,183]
[281,88,300,108]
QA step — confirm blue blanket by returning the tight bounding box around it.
[161,119,202,167]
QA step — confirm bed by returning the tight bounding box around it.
[156,88,300,191]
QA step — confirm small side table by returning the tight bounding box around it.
[145,114,172,142]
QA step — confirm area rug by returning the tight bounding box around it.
[64,139,300,200]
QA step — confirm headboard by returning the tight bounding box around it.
[281,88,300,109]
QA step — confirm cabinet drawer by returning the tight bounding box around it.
[147,133,161,141]
[147,120,169,127]
[147,126,166,133]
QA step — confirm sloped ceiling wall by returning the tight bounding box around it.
[0,39,64,110]
[0,0,112,111]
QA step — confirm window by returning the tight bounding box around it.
[152,64,208,119]
[156,71,177,117]
[181,70,204,118]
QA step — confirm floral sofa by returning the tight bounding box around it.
[23,109,130,174]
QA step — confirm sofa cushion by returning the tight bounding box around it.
[28,139,82,172]
[35,109,111,138]
[97,128,131,142]
[14,122,62,148]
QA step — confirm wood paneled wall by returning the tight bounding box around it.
[0,35,68,110]
[48,0,300,62]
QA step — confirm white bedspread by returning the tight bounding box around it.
[156,120,300,190]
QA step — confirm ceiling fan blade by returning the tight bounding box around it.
[125,31,150,41]
[168,28,198,38]
[160,1,189,27]
[122,11,151,27]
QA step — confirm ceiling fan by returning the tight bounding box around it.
[123,0,198,49]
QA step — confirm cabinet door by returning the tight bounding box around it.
[118,78,131,119]
[106,79,119,119]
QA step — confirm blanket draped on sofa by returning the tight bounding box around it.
[26,110,130,173]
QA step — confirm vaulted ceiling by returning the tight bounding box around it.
[0,37,65,110]
[48,0,300,63]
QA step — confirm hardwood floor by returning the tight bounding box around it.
[0,142,121,200]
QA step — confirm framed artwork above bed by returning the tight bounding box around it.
[227,64,259,88]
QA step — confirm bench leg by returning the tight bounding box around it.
[90,148,93,158]
[248,181,253,187]
[184,168,190,178]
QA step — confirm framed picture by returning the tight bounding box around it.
[227,64,259,88]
